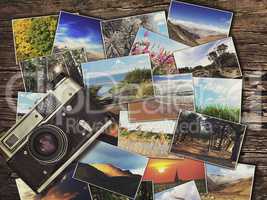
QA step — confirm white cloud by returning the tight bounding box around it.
[170,18,228,34]
[153,12,166,25]
[218,164,255,180]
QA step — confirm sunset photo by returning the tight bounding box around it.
[143,158,207,193]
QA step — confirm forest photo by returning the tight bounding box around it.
[20,48,86,92]
[168,0,232,46]
[119,111,176,158]
[130,27,187,75]
[174,37,241,78]
[82,54,154,105]
[13,15,58,62]
[102,12,169,58]
[171,111,246,168]
[143,158,207,194]
[194,78,242,122]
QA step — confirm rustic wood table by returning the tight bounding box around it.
[0,0,266,199]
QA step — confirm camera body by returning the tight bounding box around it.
[0,77,112,193]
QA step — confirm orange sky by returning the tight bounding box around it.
[143,158,205,184]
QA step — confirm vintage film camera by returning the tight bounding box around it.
[0,75,112,193]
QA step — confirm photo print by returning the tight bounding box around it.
[102,11,169,58]
[119,110,177,158]
[174,37,242,78]
[82,54,154,106]
[16,92,46,121]
[203,163,255,200]
[143,158,207,193]
[155,181,201,200]
[170,111,246,168]
[153,73,194,110]
[53,11,105,61]
[16,163,92,200]
[89,181,154,200]
[74,140,149,199]
[194,77,242,123]
[127,97,180,122]
[130,27,188,75]
[20,48,87,92]
[168,0,233,46]
[12,15,58,63]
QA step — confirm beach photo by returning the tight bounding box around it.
[12,15,58,63]
[153,73,194,111]
[16,164,92,200]
[82,54,154,105]
[53,11,105,61]
[203,163,255,200]
[174,37,242,78]
[127,97,180,122]
[155,181,201,200]
[16,92,46,121]
[168,0,233,46]
[143,158,207,193]
[170,111,246,168]
[20,48,87,92]
[119,111,176,158]
[102,12,169,58]
[130,27,188,75]
[194,78,242,122]
[74,141,149,199]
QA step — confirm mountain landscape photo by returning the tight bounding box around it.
[202,164,255,200]
[168,1,232,46]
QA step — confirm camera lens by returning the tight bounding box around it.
[29,125,68,164]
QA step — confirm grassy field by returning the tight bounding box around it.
[196,105,240,123]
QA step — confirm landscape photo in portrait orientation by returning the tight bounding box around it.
[119,110,177,158]
[143,158,207,193]
[102,11,169,58]
[127,97,180,122]
[194,77,242,123]
[153,73,194,111]
[16,163,92,200]
[82,54,154,105]
[174,37,241,78]
[12,15,58,63]
[202,163,255,200]
[74,141,149,199]
[167,0,233,46]
[89,181,154,200]
[53,11,105,61]
[170,111,246,168]
[20,48,87,92]
[130,27,188,75]
[155,181,201,200]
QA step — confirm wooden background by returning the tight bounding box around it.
[0,0,266,199]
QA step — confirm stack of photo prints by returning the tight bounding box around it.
[11,0,255,200]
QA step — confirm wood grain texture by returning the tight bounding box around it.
[0,0,266,199]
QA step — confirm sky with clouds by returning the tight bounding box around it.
[168,0,232,34]
[149,11,169,36]
[82,54,151,82]
[54,11,104,56]
[207,163,255,181]
[155,181,201,200]
[193,77,242,109]
[79,141,148,175]
[174,37,236,68]
[17,92,46,114]
[133,27,188,53]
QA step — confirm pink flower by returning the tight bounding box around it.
[144,31,149,37]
